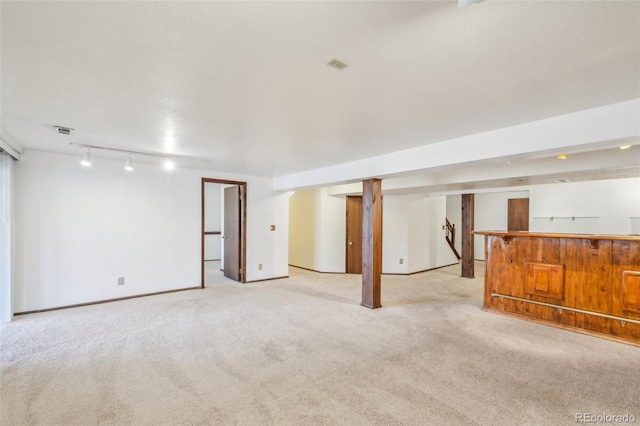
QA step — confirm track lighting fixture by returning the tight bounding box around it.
[124,154,134,172]
[80,148,92,167]
[70,142,176,172]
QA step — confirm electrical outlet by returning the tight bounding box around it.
[118,277,125,285]
[399,259,403,264]
[258,264,262,270]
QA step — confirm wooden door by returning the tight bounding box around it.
[346,196,363,274]
[224,186,241,281]
[508,198,530,231]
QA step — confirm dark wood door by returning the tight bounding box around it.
[346,196,363,274]
[224,186,241,281]
[508,198,530,231]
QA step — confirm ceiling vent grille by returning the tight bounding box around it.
[54,125,74,135]
[327,59,348,70]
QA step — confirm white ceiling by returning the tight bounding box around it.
[2,0,639,181]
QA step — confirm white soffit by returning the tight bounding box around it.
[274,100,640,190]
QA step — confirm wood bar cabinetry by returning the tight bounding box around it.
[474,231,640,346]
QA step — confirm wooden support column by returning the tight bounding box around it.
[362,179,382,309]
[461,193,475,278]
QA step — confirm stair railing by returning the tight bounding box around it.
[445,218,461,261]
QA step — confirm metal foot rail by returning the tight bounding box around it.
[491,292,640,327]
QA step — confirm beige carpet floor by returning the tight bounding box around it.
[1,262,639,425]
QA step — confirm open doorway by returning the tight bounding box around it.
[201,178,247,287]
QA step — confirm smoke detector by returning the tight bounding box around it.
[327,59,348,70]
[54,125,74,135]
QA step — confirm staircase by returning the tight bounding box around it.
[445,218,461,261]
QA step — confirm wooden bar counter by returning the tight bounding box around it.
[474,231,640,346]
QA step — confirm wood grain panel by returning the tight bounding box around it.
[361,179,382,309]
[346,196,363,274]
[621,271,640,315]
[508,198,529,231]
[481,232,640,345]
[474,230,640,242]
[521,238,561,322]
[611,241,640,341]
[524,262,564,301]
[461,194,475,278]
[563,239,612,333]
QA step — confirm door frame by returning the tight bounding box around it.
[201,178,247,287]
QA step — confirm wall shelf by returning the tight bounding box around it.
[533,216,598,222]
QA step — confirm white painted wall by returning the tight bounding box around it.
[292,179,640,279]
[0,152,14,321]
[317,188,346,272]
[473,191,529,260]
[288,189,318,270]
[449,192,530,261]
[290,190,456,275]
[244,179,291,281]
[13,150,289,312]
[458,179,640,261]
[529,178,640,235]
[382,196,409,274]
[407,196,429,274]
[204,183,221,260]
[288,188,345,273]
[427,196,458,270]
[406,195,458,273]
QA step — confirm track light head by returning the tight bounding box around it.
[80,148,92,167]
[163,159,175,171]
[124,154,134,172]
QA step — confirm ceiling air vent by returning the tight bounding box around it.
[54,125,74,135]
[327,59,348,70]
